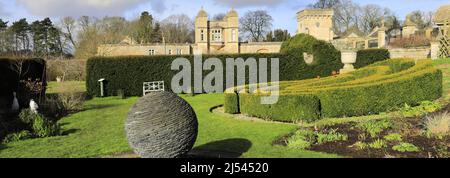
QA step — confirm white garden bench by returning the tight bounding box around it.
[143,81,165,96]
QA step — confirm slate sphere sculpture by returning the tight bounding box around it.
[125,91,198,158]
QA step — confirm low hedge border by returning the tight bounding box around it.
[224,59,443,122]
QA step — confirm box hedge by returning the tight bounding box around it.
[224,59,442,122]
[355,49,390,69]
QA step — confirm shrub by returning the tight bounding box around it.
[392,143,420,152]
[58,92,86,112]
[226,59,442,122]
[287,129,316,149]
[3,130,32,143]
[425,112,450,138]
[17,108,60,138]
[32,114,60,138]
[316,129,348,144]
[357,119,393,138]
[19,108,39,124]
[355,49,390,69]
[368,139,387,149]
[399,101,443,118]
[46,59,86,81]
[384,133,403,142]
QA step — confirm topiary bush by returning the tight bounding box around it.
[225,59,443,122]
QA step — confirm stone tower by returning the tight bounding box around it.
[194,8,239,54]
[195,7,209,53]
[297,9,334,41]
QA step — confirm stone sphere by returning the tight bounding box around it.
[125,91,198,158]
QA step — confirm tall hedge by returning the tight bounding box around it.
[355,49,390,69]
[0,58,46,115]
[225,59,442,122]
[87,52,343,97]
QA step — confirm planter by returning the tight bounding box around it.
[340,51,357,74]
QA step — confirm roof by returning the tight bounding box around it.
[434,5,450,24]
[227,8,238,17]
[404,14,417,27]
[197,8,208,17]
[342,27,365,38]
[297,8,334,16]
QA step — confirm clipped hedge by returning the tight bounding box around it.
[224,59,442,122]
[355,49,390,69]
[87,34,390,97]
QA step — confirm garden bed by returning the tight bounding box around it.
[275,105,450,158]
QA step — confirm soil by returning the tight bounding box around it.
[275,105,450,158]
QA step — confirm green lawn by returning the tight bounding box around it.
[46,81,86,94]
[0,93,337,158]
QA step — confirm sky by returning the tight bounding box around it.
[0,0,449,34]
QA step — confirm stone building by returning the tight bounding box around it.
[402,14,420,38]
[97,8,282,56]
[296,9,335,41]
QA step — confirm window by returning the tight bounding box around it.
[231,29,236,42]
[201,30,204,41]
[176,49,183,55]
[316,22,320,28]
[212,29,222,42]
[168,49,172,55]
[149,49,156,55]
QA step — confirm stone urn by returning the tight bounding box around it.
[340,50,357,74]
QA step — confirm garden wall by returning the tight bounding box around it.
[389,48,430,59]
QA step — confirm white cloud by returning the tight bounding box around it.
[150,0,167,14]
[15,0,158,17]
[212,0,287,8]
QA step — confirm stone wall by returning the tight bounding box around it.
[240,42,282,54]
[97,44,191,56]
[389,47,430,59]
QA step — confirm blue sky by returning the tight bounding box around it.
[0,0,448,34]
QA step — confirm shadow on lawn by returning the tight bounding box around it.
[189,138,252,158]
[0,144,7,151]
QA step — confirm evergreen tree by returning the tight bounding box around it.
[152,22,163,43]
[0,19,8,53]
[273,29,291,42]
[11,19,30,54]
[133,11,154,44]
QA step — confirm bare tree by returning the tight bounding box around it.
[333,0,360,34]
[240,10,273,42]
[212,13,226,21]
[358,4,391,34]
[160,14,194,43]
[308,0,340,8]
[60,17,77,49]
[409,10,434,29]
